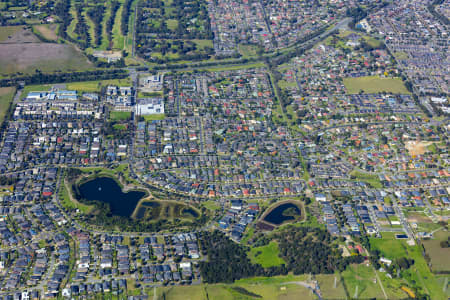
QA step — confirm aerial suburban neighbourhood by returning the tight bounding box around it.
[0,0,448,299]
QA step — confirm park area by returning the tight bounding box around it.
[343,76,410,94]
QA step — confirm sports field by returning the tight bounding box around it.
[343,76,410,94]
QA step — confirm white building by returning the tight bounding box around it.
[135,98,164,115]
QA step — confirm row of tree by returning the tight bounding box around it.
[87,4,105,47]
[0,69,128,87]
[121,0,133,35]
[74,3,91,49]
[106,1,120,49]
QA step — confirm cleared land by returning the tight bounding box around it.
[0,26,22,42]
[422,230,450,272]
[343,76,410,94]
[0,87,16,124]
[0,43,93,74]
[248,241,286,268]
[405,140,434,156]
[32,24,59,41]
[0,26,39,43]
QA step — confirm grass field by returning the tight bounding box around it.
[422,230,450,272]
[0,87,16,124]
[162,285,207,300]
[166,19,178,30]
[0,26,22,42]
[110,111,131,121]
[370,232,446,299]
[342,264,385,299]
[203,62,266,72]
[248,241,286,268]
[192,39,213,49]
[112,1,125,50]
[148,276,316,300]
[142,114,165,121]
[350,170,382,188]
[315,274,347,299]
[66,78,131,92]
[238,44,259,57]
[343,76,410,94]
[202,200,221,211]
[59,177,93,214]
[278,80,297,89]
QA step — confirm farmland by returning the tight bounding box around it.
[370,232,446,299]
[422,230,450,272]
[0,43,93,75]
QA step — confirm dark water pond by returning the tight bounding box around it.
[263,203,301,225]
[78,177,145,217]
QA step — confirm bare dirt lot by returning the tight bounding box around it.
[0,43,93,74]
[0,26,40,43]
[405,140,433,156]
[33,24,59,41]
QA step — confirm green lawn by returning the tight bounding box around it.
[112,1,125,49]
[248,241,286,268]
[350,170,382,188]
[22,84,53,96]
[202,200,221,211]
[166,19,178,30]
[278,80,297,89]
[238,44,259,57]
[67,4,79,40]
[110,111,131,120]
[113,123,127,130]
[192,39,213,49]
[142,114,165,121]
[203,62,266,72]
[343,76,410,94]
[0,87,16,124]
[59,177,93,214]
[66,78,131,92]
